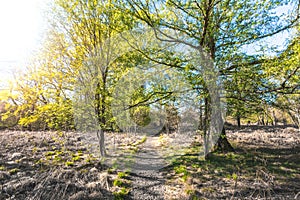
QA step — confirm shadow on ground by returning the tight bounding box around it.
[164,127,300,199]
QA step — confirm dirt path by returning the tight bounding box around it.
[1,127,298,199]
[128,136,167,200]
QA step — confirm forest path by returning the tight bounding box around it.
[127,136,168,200]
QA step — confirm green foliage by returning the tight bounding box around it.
[133,136,147,146]
[113,170,130,199]
[265,32,300,128]
[1,0,299,138]
[122,0,300,152]
[107,168,116,174]
[232,173,238,181]
[129,85,151,128]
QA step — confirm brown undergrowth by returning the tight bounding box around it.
[163,126,300,199]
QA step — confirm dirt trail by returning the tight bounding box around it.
[1,127,298,199]
[128,136,167,200]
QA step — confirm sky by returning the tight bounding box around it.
[0,0,49,90]
[242,4,296,55]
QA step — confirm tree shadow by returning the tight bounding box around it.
[166,142,300,199]
[124,171,165,200]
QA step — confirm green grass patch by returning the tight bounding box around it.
[169,142,300,191]
[45,151,55,156]
[9,168,19,175]
[117,171,127,179]
[113,187,130,200]
[65,161,74,166]
[131,136,147,146]
[85,154,97,163]
[113,179,124,187]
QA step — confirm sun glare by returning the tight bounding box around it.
[0,0,47,90]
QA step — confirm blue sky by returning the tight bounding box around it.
[241,3,296,56]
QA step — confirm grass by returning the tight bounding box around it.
[117,171,127,179]
[158,134,169,147]
[65,161,74,166]
[9,168,19,175]
[136,136,147,145]
[166,140,300,198]
[72,152,84,161]
[45,151,55,156]
[85,154,97,163]
[113,187,130,200]
[130,135,147,147]
[111,169,131,199]
[112,171,131,199]
[174,165,190,182]
[34,146,93,167]
[113,179,124,187]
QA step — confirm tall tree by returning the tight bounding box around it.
[53,0,135,156]
[123,0,300,155]
[264,29,300,129]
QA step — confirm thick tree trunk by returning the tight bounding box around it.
[214,126,234,153]
[202,93,234,159]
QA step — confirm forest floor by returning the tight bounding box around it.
[0,126,299,199]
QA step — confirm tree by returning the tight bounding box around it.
[225,54,266,127]
[264,30,300,129]
[123,0,300,155]
[129,85,151,132]
[2,31,75,131]
[53,0,137,156]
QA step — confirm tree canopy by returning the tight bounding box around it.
[0,0,299,156]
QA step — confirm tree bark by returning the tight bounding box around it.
[203,97,209,158]
[97,129,106,157]
[199,103,203,130]
[214,126,235,153]
[95,81,107,157]
[237,114,241,128]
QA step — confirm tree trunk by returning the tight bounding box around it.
[166,122,170,135]
[214,126,234,153]
[203,97,209,158]
[287,110,300,130]
[237,114,241,128]
[97,129,106,157]
[199,103,203,130]
[203,94,234,160]
[95,80,107,157]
